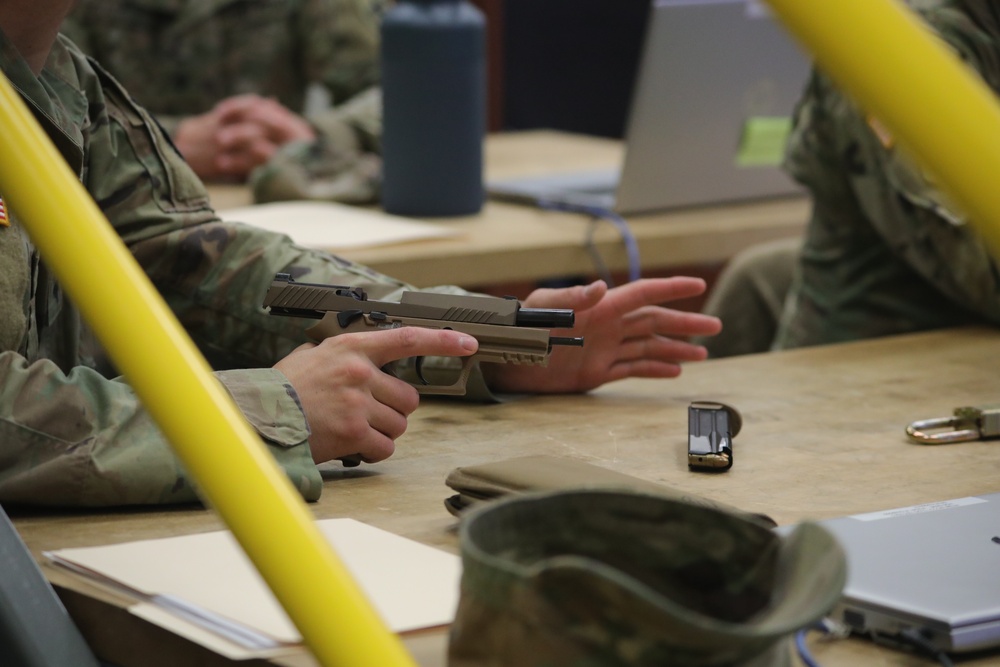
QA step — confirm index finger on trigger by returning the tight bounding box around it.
[364,326,479,368]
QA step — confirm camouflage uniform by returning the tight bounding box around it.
[0,29,480,507]
[774,0,1000,349]
[702,1,1000,354]
[60,0,384,203]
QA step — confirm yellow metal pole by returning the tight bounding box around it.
[763,0,1000,256]
[0,74,415,666]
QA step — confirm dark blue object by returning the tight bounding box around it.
[380,0,486,217]
[503,0,650,138]
[0,504,101,667]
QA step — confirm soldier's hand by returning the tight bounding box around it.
[487,278,721,394]
[273,327,478,465]
[214,94,316,145]
[174,109,235,181]
[212,121,281,180]
[174,95,316,181]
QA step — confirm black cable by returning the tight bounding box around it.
[895,628,955,667]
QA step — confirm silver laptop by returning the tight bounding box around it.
[810,493,1000,654]
[487,0,811,214]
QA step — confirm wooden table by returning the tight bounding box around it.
[12,326,1000,666]
[208,131,808,288]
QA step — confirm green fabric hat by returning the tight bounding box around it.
[450,489,846,667]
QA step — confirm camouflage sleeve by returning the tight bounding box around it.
[84,51,495,401]
[308,85,383,154]
[84,54,396,363]
[0,50,347,507]
[0,354,319,507]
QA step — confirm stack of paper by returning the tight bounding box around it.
[45,518,461,659]
[218,201,461,250]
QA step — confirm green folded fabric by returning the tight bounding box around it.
[444,454,773,527]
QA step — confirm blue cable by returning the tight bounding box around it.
[795,629,822,667]
[534,199,642,284]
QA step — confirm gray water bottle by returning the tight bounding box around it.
[380,0,486,217]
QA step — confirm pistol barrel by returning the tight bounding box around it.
[550,336,585,347]
[515,308,575,329]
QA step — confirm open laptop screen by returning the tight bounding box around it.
[487,0,811,215]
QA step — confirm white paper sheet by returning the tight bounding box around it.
[45,518,461,650]
[218,201,460,249]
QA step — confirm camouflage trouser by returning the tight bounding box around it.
[449,489,846,667]
[694,238,801,359]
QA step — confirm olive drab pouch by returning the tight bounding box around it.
[449,489,846,667]
[444,455,775,527]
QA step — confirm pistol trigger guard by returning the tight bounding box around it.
[413,356,477,397]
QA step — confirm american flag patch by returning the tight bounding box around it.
[0,196,7,227]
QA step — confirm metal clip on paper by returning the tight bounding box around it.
[905,405,1000,444]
